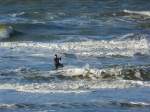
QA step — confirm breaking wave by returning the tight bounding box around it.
[0,33,150,91]
[0,25,14,40]
[54,66,150,81]
[0,66,150,92]
[123,10,150,17]
[0,35,149,57]
[1,65,150,81]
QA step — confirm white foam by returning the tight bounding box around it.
[9,12,25,17]
[31,20,46,24]
[129,101,150,106]
[124,10,150,17]
[1,64,150,92]
[0,104,18,109]
[0,38,149,57]
[0,79,149,93]
[48,66,122,80]
[0,26,13,40]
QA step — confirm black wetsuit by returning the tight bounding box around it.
[54,56,63,69]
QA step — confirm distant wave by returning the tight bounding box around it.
[0,101,150,110]
[123,10,150,17]
[0,36,149,57]
[0,12,46,24]
[9,12,26,17]
[0,103,44,110]
[8,11,66,19]
[3,11,65,24]
[110,101,150,108]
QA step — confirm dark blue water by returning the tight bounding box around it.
[0,0,150,112]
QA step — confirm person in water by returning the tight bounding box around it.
[54,54,63,69]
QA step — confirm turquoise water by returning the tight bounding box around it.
[0,0,150,112]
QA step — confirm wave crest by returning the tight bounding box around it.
[1,65,150,81]
[0,37,149,57]
[46,66,150,81]
[123,10,150,17]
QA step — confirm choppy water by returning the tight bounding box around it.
[0,0,150,112]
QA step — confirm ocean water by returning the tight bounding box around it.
[0,0,150,112]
